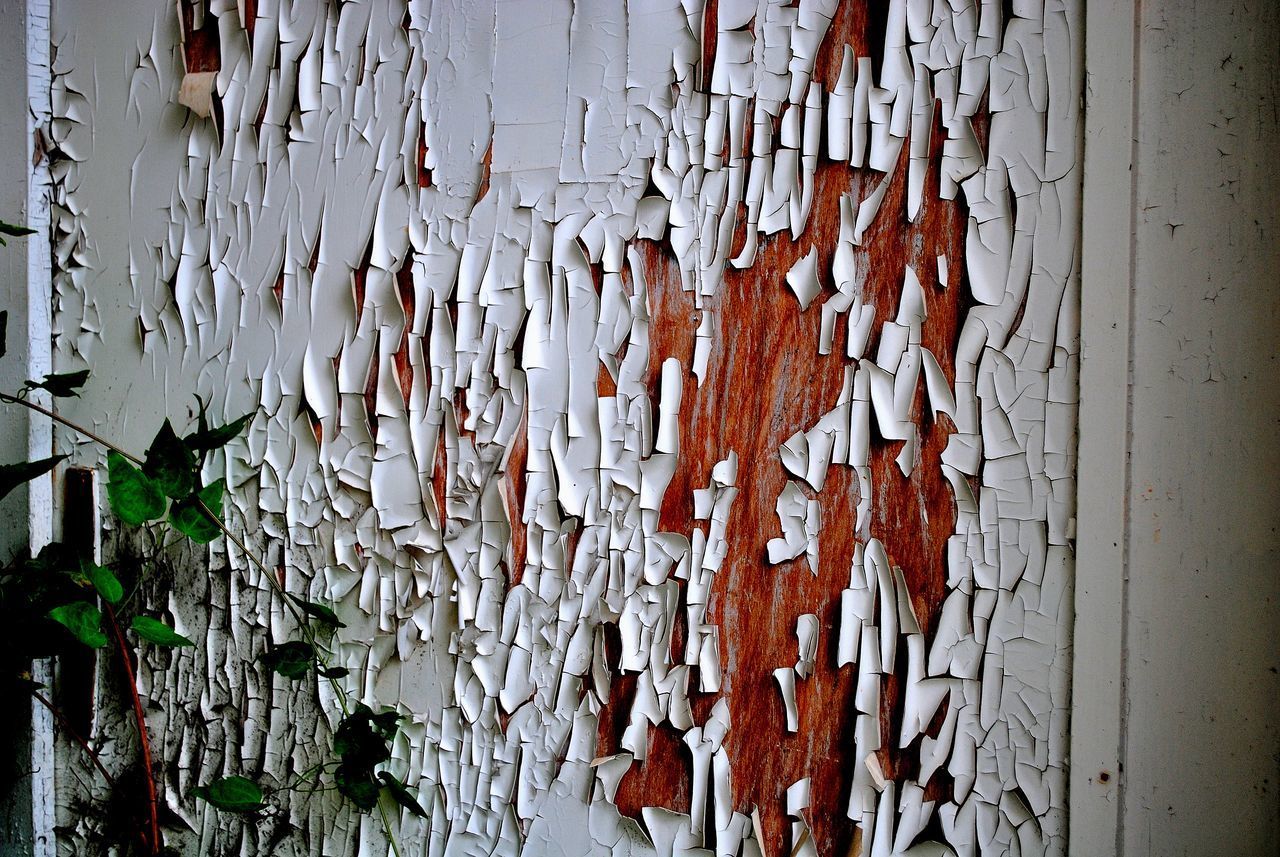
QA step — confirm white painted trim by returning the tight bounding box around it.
[25,0,52,549]
[1071,0,1136,854]
[26,0,56,853]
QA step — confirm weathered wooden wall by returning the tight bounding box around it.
[44,1,1080,855]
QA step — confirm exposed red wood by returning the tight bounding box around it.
[474,140,493,208]
[179,1,221,74]
[500,401,529,589]
[393,264,416,406]
[300,392,323,445]
[430,420,449,538]
[363,338,380,438]
[594,5,983,853]
[701,0,718,93]
[272,270,284,313]
[242,0,257,41]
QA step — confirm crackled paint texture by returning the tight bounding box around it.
[47,0,1080,855]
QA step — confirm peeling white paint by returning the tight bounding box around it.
[47,0,1080,855]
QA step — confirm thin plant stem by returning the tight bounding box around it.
[104,605,160,855]
[4,392,407,855]
[379,798,404,857]
[0,393,142,465]
[30,689,116,787]
[0,394,304,628]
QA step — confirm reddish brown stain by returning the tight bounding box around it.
[474,140,494,210]
[242,0,257,41]
[393,264,416,406]
[430,421,449,537]
[501,404,529,588]
[179,1,221,74]
[590,8,981,854]
[702,0,719,93]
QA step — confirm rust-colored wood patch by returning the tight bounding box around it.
[593,7,981,854]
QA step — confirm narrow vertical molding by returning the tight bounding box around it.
[26,1,56,853]
[1073,0,1138,854]
[25,0,52,551]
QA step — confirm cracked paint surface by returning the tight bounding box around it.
[47,0,1080,855]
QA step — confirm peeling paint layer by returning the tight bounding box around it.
[49,1,1080,855]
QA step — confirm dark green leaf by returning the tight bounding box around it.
[318,666,350,679]
[378,771,428,818]
[48,601,107,648]
[371,709,401,741]
[334,704,393,768]
[287,594,346,629]
[335,766,379,810]
[0,455,67,501]
[0,221,36,244]
[194,776,264,813]
[130,615,194,647]
[169,479,225,543]
[184,411,254,453]
[259,640,314,679]
[106,451,166,525]
[22,369,90,398]
[84,562,123,605]
[143,419,196,499]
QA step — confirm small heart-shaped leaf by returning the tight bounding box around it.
[169,479,225,543]
[130,615,194,647]
[194,776,264,813]
[335,766,378,810]
[143,419,196,499]
[286,594,346,629]
[106,452,166,525]
[259,640,314,679]
[84,562,123,605]
[48,601,107,648]
[185,411,254,453]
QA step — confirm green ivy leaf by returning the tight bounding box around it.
[259,640,314,679]
[370,709,401,741]
[84,562,123,605]
[130,615,194,647]
[194,776,264,813]
[0,455,68,501]
[318,666,350,679]
[0,221,36,246]
[335,705,393,765]
[48,601,107,648]
[184,411,254,454]
[143,419,196,499]
[106,451,166,525]
[335,765,379,811]
[377,771,428,818]
[23,369,90,398]
[286,594,346,629]
[169,479,225,543]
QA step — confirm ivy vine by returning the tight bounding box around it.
[0,222,423,855]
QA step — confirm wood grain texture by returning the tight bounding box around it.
[590,5,982,853]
